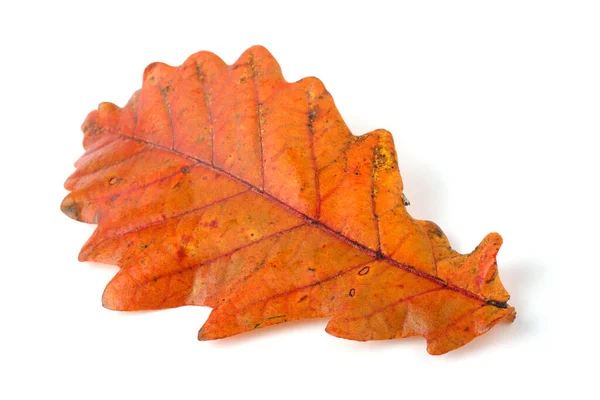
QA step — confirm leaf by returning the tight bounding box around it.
[61,45,515,355]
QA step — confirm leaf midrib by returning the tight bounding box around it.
[105,132,501,308]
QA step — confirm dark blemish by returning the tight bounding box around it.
[176,247,186,259]
[375,251,385,259]
[171,181,183,190]
[209,220,218,228]
[181,166,191,174]
[464,327,470,332]
[298,295,308,303]
[254,322,261,329]
[487,299,509,309]
[308,268,316,272]
[432,225,444,238]
[249,55,259,77]
[153,278,158,283]
[267,315,286,320]
[349,288,356,297]
[355,171,360,175]
[330,296,335,300]
[62,203,80,220]
[110,195,117,201]
[358,266,370,275]
[108,177,119,185]
[250,233,254,237]
[309,219,318,225]
[139,244,148,249]
[402,193,411,206]
[202,176,207,180]
[232,62,248,70]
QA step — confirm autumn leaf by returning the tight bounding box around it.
[61,45,515,355]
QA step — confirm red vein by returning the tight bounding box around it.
[225,259,375,316]
[249,53,265,191]
[126,223,307,288]
[317,139,353,173]
[307,91,321,219]
[371,194,381,253]
[214,228,312,304]
[94,189,250,246]
[207,77,289,122]
[342,287,446,323]
[371,150,382,253]
[426,227,439,277]
[320,174,347,203]
[211,100,304,123]
[81,63,501,308]
[106,133,490,305]
[195,61,215,166]
[86,160,197,203]
[131,91,139,136]
[159,84,176,149]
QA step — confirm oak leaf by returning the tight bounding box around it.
[61,46,515,354]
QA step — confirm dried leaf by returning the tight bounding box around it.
[61,46,515,355]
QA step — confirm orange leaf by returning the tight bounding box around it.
[61,46,515,355]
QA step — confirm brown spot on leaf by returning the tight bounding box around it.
[297,295,308,303]
[358,266,370,275]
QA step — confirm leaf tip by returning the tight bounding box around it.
[101,275,133,311]
[101,286,120,311]
[425,305,516,355]
[142,61,174,83]
[483,232,503,249]
[244,44,275,59]
[197,327,215,341]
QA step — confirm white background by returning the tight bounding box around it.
[1,1,598,399]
